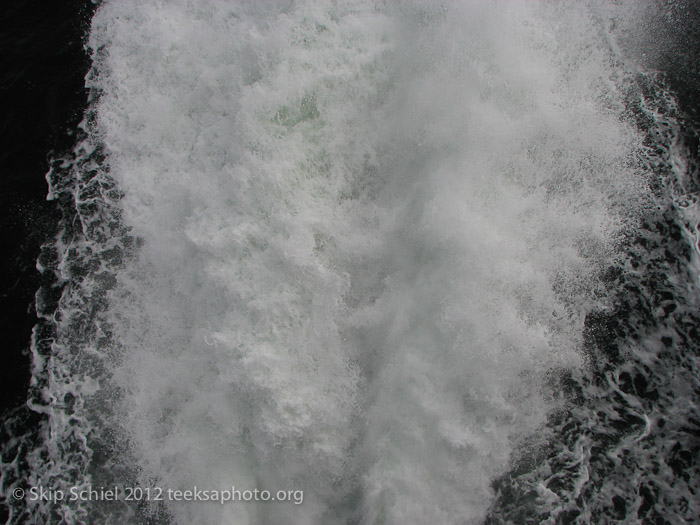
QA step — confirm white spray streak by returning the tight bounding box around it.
[85,1,649,523]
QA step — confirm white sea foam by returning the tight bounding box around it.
[24,1,655,523]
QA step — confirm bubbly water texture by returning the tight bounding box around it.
[12,1,664,523]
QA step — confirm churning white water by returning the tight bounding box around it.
[16,1,663,523]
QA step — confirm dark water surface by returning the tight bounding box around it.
[0,4,93,521]
[0,1,94,414]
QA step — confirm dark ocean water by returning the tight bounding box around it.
[0,2,95,411]
[0,2,94,522]
[1,1,699,524]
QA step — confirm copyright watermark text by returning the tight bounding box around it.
[11,485,303,505]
